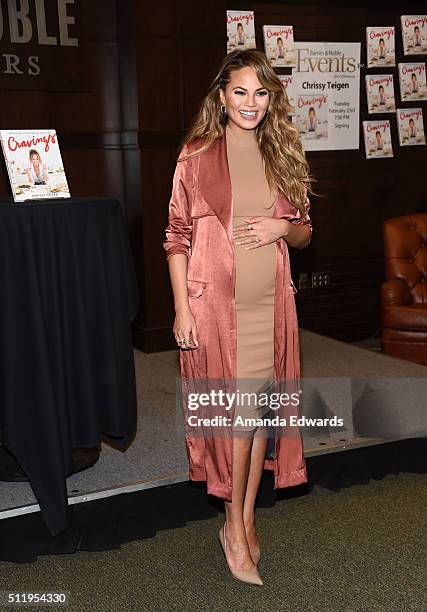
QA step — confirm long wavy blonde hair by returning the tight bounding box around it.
[178,49,313,215]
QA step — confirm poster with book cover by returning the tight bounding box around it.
[366,27,395,67]
[0,130,70,202]
[363,120,393,159]
[295,93,328,143]
[226,10,256,53]
[398,63,427,101]
[396,108,426,146]
[365,74,396,114]
[263,25,295,67]
[292,42,361,151]
[278,74,295,115]
[401,15,427,55]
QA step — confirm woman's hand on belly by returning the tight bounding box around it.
[232,216,289,249]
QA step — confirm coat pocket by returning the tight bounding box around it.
[187,279,207,298]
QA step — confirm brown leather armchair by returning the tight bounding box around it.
[381,213,427,366]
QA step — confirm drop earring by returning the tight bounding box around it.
[220,104,227,115]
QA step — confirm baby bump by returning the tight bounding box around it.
[234,230,276,305]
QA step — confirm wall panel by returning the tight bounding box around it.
[0,0,425,351]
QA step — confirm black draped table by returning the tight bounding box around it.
[0,197,139,535]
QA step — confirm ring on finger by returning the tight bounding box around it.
[247,223,253,231]
[255,236,260,243]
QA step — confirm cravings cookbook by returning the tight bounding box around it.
[263,25,295,67]
[365,74,396,114]
[0,129,70,203]
[401,15,427,55]
[396,108,426,146]
[363,120,394,159]
[398,62,427,102]
[226,10,256,53]
[366,27,395,68]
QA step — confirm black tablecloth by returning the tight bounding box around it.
[0,197,139,535]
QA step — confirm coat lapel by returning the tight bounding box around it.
[198,132,233,246]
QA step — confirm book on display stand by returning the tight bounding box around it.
[0,129,70,203]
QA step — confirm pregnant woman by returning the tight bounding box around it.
[163,49,313,586]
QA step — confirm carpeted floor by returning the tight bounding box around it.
[0,470,425,612]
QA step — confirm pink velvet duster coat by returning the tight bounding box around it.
[163,131,313,501]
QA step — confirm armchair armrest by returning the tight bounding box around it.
[381,278,411,307]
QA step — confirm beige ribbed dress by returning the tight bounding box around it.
[226,123,277,428]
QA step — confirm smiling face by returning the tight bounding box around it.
[30,153,40,164]
[219,66,270,131]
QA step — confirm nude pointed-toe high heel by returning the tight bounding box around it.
[218,523,263,586]
[245,524,260,566]
[251,548,261,567]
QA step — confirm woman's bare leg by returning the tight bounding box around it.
[243,428,268,560]
[223,434,256,570]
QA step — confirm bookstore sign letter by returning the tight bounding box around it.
[0,0,82,90]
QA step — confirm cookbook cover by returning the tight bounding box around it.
[263,25,295,67]
[295,93,328,144]
[398,62,427,101]
[365,74,396,114]
[278,74,295,115]
[0,129,70,202]
[396,108,426,146]
[366,27,395,68]
[401,15,427,55]
[363,120,393,159]
[226,10,256,53]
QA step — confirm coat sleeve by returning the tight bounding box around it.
[288,191,313,236]
[163,144,194,260]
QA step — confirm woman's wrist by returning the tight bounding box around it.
[280,219,291,238]
[175,300,191,314]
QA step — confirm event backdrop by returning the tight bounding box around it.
[0,0,426,351]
